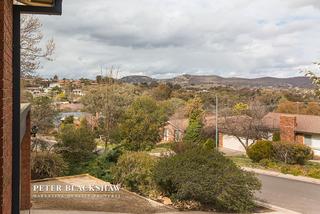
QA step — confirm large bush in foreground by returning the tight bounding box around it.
[153,148,261,212]
[111,152,157,196]
[272,142,313,165]
[247,140,273,162]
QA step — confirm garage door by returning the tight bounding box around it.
[305,134,320,156]
[222,135,253,152]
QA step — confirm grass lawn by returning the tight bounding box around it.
[230,155,320,179]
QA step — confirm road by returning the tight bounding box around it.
[256,174,320,214]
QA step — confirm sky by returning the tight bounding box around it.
[37,0,320,79]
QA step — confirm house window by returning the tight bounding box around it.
[174,130,180,142]
[163,128,169,141]
[304,135,312,146]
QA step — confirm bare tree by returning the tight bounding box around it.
[220,101,270,152]
[21,15,55,77]
[304,62,320,97]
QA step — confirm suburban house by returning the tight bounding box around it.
[263,113,320,156]
[72,89,85,96]
[161,112,320,156]
[161,118,188,143]
[160,115,221,144]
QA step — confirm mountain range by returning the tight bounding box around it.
[120,74,314,89]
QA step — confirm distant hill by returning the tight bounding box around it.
[120,74,314,88]
[120,75,154,84]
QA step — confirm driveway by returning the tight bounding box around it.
[256,174,320,214]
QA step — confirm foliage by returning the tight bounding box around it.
[63,115,74,125]
[185,96,204,119]
[183,97,205,145]
[247,140,273,162]
[87,146,122,182]
[272,132,281,142]
[159,98,185,117]
[82,84,138,143]
[151,83,173,100]
[220,100,270,151]
[202,138,215,150]
[31,152,68,180]
[170,141,193,154]
[111,152,157,196]
[117,96,168,151]
[272,142,313,165]
[277,100,320,116]
[233,102,249,114]
[183,117,204,145]
[232,156,320,179]
[153,148,261,212]
[56,120,96,175]
[31,96,58,134]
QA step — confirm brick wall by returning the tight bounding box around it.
[280,116,296,143]
[20,112,31,210]
[295,134,304,145]
[218,132,223,147]
[160,124,184,143]
[0,0,13,213]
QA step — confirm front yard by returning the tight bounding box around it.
[230,155,320,179]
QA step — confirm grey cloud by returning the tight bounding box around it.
[37,0,320,79]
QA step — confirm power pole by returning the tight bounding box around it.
[215,95,219,150]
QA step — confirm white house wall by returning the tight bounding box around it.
[310,134,320,156]
[222,135,254,152]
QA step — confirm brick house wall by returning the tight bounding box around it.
[280,116,296,143]
[20,112,31,210]
[161,123,181,143]
[295,134,304,145]
[0,0,13,213]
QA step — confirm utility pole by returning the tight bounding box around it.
[215,95,219,150]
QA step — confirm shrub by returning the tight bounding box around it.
[272,132,281,141]
[171,141,193,154]
[87,146,122,182]
[202,138,215,150]
[111,152,157,196]
[247,140,273,162]
[272,142,313,165]
[280,165,304,176]
[31,152,68,180]
[307,167,320,179]
[153,148,261,213]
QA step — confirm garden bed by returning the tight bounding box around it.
[230,155,320,179]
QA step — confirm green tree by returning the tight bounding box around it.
[31,96,58,134]
[183,97,204,145]
[82,84,138,147]
[151,83,173,100]
[56,120,96,174]
[117,96,168,151]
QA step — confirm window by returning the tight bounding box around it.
[163,128,169,141]
[304,135,312,146]
[174,130,180,142]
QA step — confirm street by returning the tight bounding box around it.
[256,174,320,214]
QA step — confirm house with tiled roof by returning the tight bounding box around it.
[263,112,320,156]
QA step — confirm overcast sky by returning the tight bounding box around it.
[37,0,320,79]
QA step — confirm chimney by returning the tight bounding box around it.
[280,115,297,143]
